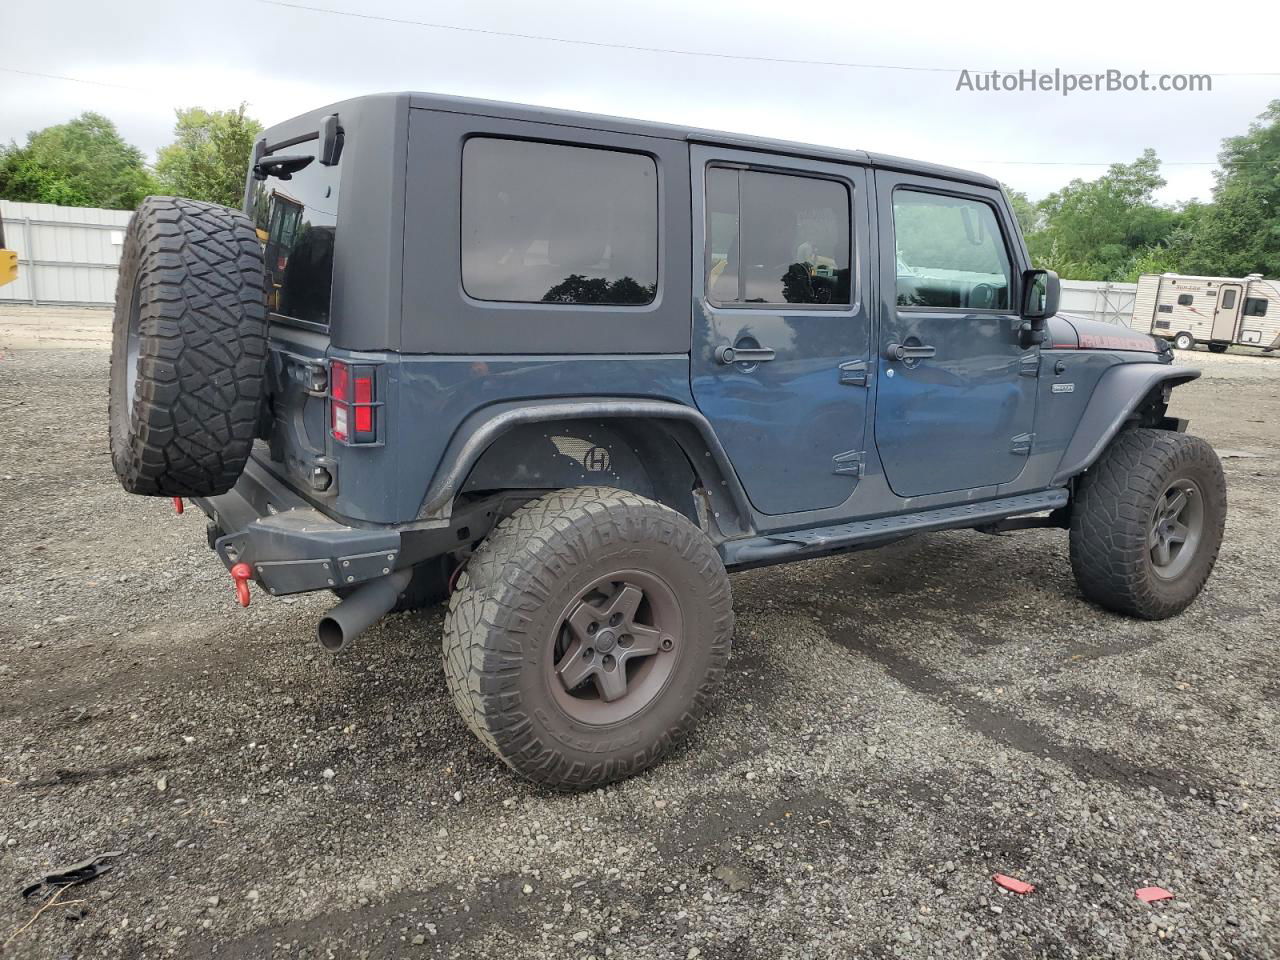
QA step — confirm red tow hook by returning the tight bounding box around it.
[172,497,184,515]
[230,562,253,608]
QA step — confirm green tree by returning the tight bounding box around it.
[1027,149,1180,280]
[155,104,263,208]
[1003,186,1041,238]
[0,112,155,209]
[1178,100,1280,278]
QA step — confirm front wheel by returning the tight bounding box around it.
[1172,332,1195,351]
[1069,429,1225,619]
[442,487,734,789]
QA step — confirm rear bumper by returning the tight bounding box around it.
[193,457,403,597]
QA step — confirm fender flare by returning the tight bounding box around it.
[415,398,755,539]
[1052,363,1200,486]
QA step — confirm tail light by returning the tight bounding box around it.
[330,359,378,444]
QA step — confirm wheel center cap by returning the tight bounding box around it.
[595,630,617,653]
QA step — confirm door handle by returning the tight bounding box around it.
[716,345,776,365]
[884,341,936,361]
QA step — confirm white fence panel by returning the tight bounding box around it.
[1,202,1152,326]
[1058,280,1138,327]
[1,200,133,306]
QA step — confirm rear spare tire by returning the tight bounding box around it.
[109,196,267,497]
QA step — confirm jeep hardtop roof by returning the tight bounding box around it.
[261,91,1001,191]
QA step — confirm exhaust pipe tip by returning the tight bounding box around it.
[316,615,348,653]
[315,568,413,654]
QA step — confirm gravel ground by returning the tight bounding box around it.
[0,307,1277,959]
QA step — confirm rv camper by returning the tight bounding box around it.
[1131,272,1280,353]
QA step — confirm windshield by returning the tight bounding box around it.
[248,148,340,327]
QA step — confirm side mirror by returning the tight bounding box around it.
[1021,268,1060,324]
[1019,269,1059,348]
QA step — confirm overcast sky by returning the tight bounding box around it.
[3,0,1277,204]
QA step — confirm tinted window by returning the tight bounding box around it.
[707,168,851,305]
[1158,304,1174,313]
[462,138,657,305]
[1177,293,1194,306]
[894,191,1011,310]
[249,152,340,326]
[1221,288,1236,309]
[1245,296,1268,317]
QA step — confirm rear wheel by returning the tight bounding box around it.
[1172,332,1195,351]
[442,487,733,789]
[1207,342,1229,354]
[1069,429,1225,619]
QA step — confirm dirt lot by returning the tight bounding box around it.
[1,306,1277,959]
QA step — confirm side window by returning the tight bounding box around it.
[893,190,1012,310]
[1244,297,1268,317]
[461,138,658,305]
[1158,304,1174,313]
[1221,288,1237,309]
[1177,293,1194,306]
[706,167,851,306]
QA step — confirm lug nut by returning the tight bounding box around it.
[609,613,623,627]
[602,654,616,670]
[618,634,633,648]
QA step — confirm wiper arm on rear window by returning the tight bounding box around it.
[253,154,315,181]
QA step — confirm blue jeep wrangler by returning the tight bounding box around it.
[108,93,1225,789]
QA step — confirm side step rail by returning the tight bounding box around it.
[721,489,1070,569]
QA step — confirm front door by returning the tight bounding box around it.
[1212,283,1243,342]
[689,146,872,516]
[873,172,1037,498]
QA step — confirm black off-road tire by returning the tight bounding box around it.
[109,196,267,497]
[1069,428,1225,619]
[442,487,734,789]
[335,555,453,613]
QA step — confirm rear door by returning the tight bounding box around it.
[247,145,341,490]
[873,172,1036,498]
[689,146,873,516]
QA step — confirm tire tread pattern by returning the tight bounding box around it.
[1069,428,1225,619]
[442,487,733,790]
[109,196,267,497]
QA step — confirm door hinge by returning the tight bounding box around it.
[838,360,869,387]
[832,450,866,476]
[1019,353,1041,378]
[1010,432,1036,455]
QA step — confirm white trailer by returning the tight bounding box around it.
[1131,272,1280,353]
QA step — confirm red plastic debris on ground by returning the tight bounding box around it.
[992,874,1035,895]
[1135,886,1174,903]
[172,497,184,515]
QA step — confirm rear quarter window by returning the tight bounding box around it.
[460,137,658,305]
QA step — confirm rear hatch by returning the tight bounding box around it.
[247,136,342,504]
